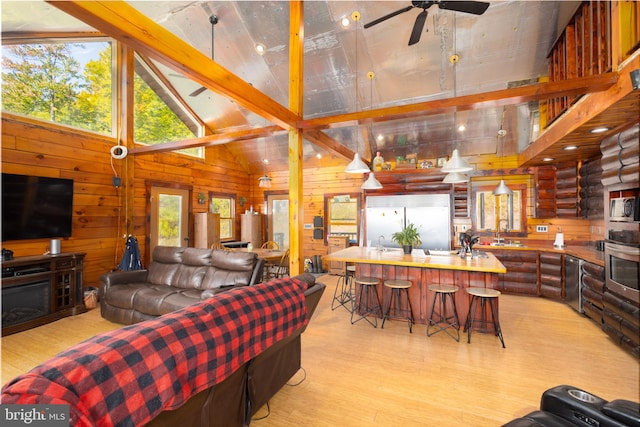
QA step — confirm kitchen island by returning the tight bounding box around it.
[323,246,507,327]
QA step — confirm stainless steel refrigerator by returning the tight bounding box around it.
[365,194,451,251]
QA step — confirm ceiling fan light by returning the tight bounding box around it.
[492,179,513,195]
[441,149,473,173]
[258,175,272,188]
[345,152,370,173]
[361,172,383,190]
[443,172,469,183]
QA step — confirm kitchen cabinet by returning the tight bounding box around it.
[491,250,538,295]
[194,212,220,248]
[327,235,349,275]
[241,213,263,248]
[539,252,563,299]
[581,261,605,324]
[602,290,640,357]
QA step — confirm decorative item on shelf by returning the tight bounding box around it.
[239,196,246,207]
[197,193,207,205]
[420,159,434,169]
[391,222,421,255]
[258,138,272,188]
[493,107,512,196]
[373,151,385,172]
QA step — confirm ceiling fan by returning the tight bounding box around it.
[364,1,490,46]
[189,14,218,97]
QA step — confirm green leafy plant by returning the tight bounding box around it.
[391,222,422,247]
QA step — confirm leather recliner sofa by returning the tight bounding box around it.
[503,385,640,427]
[100,246,265,324]
[2,274,326,427]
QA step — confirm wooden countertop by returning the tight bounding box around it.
[475,243,605,266]
[323,246,506,274]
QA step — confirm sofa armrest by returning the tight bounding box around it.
[100,270,149,292]
[249,258,266,286]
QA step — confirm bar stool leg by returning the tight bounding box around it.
[489,298,506,348]
[351,283,381,328]
[427,292,460,341]
[331,270,353,312]
[382,288,413,333]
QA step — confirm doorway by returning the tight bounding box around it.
[266,193,289,249]
[149,186,190,255]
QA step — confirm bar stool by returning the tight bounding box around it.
[381,279,414,333]
[351,276,383,328]
[331,264,355,312]
[464,287,505,348]
[426,284,460,341]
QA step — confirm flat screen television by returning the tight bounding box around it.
[2,173,74,241]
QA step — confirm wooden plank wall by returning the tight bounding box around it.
[2,114,601,284]
[1,113,250,287]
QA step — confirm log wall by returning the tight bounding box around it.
[2,113,604,285]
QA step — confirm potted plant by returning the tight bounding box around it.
[392,222,421,254]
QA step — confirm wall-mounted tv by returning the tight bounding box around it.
[2,173,74,241]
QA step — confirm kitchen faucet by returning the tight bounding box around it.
[496,219,510,242]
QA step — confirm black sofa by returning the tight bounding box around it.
[503,385,640,427]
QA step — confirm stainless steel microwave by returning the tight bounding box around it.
[610,197,640,222]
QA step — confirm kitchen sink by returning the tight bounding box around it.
[489,242,526,248]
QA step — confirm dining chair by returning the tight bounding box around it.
[266,249,289,281]
[261,241,280,250]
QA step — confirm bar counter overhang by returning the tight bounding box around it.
[324,246,507,327]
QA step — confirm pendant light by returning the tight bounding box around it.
[493,107,512,195]
[442,15,472,178]
[361,71,382,190]
[345,11,370,174]
[258,138,271,188]
[442,171,468,183]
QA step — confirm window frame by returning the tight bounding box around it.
[209,192,236,241]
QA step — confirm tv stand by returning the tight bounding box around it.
[2,252,86,336]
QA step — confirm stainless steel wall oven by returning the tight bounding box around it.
[605,233,639,304]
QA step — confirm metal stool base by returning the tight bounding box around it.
[426,286,460,342]
[381,282,414,333]
[464,290,505,348]
[351,279,382,328]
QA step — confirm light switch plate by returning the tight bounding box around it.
[536,225,548,233]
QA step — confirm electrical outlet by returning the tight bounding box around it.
[536,225,548,233]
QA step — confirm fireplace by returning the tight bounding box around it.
[2,281,51,327]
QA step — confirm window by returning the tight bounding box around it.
[210,194,235,240]
[133,55,202,158]
[2,40,113,134]
[324,193,360,244]
[472,183,527,238]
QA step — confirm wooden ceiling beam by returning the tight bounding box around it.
[298,73,618,131]
[131,126,283,155]
[47,0,298,131]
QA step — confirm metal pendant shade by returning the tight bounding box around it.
[258,175,272,188]
[443,172,469,183]
[492,179,512,195]
[361,172,383,189]
[441,149,473,173]
[345,152,371,173]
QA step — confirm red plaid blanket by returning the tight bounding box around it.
[1,278,309,426]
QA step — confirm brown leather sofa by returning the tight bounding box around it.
[100,246,265,324]
[2,274,325,427]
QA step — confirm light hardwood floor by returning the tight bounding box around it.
[2,274,638,426]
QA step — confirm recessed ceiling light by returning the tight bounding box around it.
[590,127,609,133]
[564,145,578,151]
[376,134,384,141]
[543,157,555,162]
[316,153,322,159]
[457,124,466,132]
[255,43,266,55]
[341,17,350,27]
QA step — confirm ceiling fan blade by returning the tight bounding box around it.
[438,1,490,15]
[408,10,428,46]
[189,86,207,97]
[364,5,414,29]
